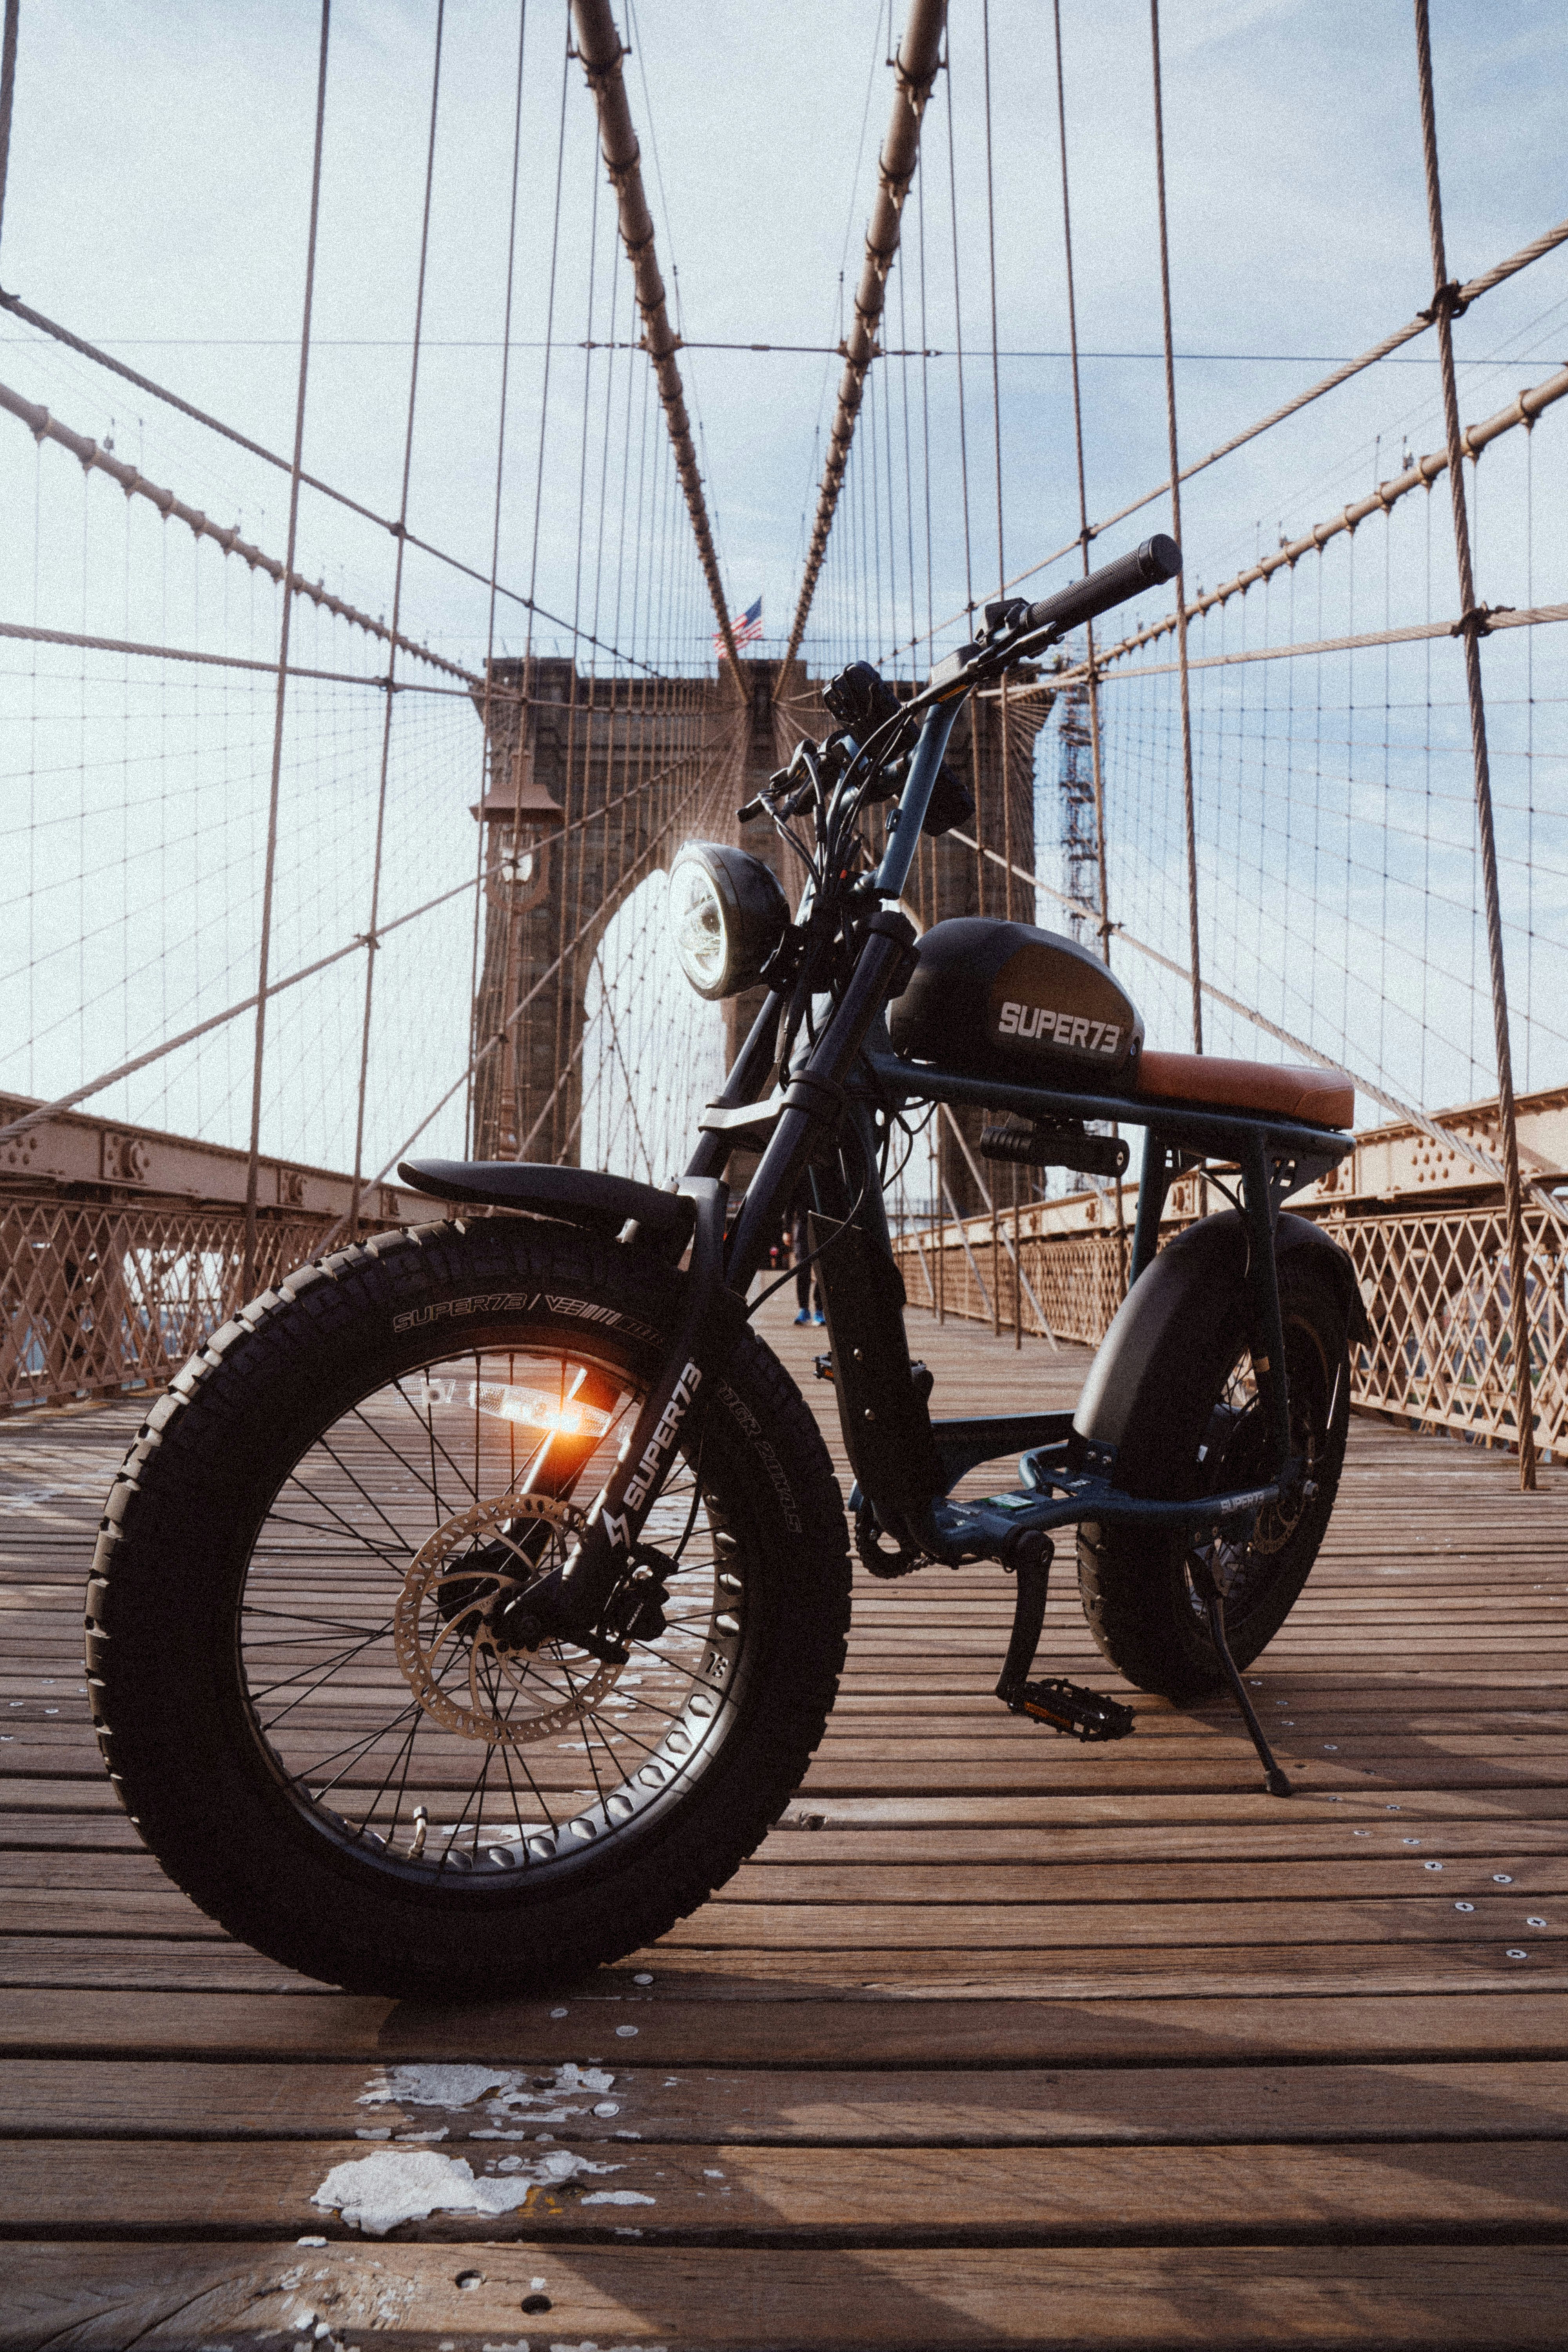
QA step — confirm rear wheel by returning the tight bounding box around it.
[87,1218,849,1998]
[1076,1259,1350,1700]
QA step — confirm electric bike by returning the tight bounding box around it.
[87,534,1368,1998]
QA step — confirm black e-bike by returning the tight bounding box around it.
[88,535,1369,1998]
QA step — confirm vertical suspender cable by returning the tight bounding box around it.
[981,0,1011,922]
[943,53,984,917]
[0,0,19,258]
[571,0,744,684]
[241,0,330,1299]
[1412,0,1537,1491]
[783,0,947,672]
[1051,0,1111,965]
[348,0,445,1240]
[1148,0,1203,1053]
[465,0,529,1159]
[980,0,1004,601]
[1054,0,1126,1287]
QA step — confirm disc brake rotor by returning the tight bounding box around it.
[393,1492,621,1746]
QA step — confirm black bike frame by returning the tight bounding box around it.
[539,683,1352,1628]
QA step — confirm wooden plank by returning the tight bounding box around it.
[4,2054,1565,2145]
[6,1848,1566,1900]
[4,1988,1566,2066]
[3,2132,1566,2239]
[1,1936,1564,2000]
[0,2240,1561,2350]
[1,1291,1565,2352]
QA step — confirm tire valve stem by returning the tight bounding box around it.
[408,1804,428,1860]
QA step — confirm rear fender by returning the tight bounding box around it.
[1073,1210,1370,1460]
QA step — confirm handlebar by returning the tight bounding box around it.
[1022,533,1181,641]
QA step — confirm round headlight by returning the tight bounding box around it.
[668,842,790,1001]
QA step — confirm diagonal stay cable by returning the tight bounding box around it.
[0,717,735,1154]
[881,210,1568,666]
[0,306,663,676]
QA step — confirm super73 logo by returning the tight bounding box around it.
[597,1359,703,1548]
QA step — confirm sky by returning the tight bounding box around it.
[6,0,1566,663]
[2,1,1566,1175]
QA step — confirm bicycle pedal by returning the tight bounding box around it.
[1007,1677,1135,1742]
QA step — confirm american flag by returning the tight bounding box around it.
[715,597,763,653]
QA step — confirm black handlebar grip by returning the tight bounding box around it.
[1022,533,1181,640]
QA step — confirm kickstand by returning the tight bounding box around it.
[1192,1561,1292,1797]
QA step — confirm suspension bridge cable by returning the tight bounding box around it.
[0,0,17,260]
[0,616,479,692]
[1038,597,1568,690]
[980,0,1004,603]
[0,381,476,682]
[1148,0,1202,1056]
[1051,0,1112,966]
[979,0,1012,923]
[0,301,663,676]
[571,0,742,681]
[878,209,1568,667]
[350,0,446,1241]
[242,0,330,1298]
[0,873,485,1149]
[784,0,947,670]
[1413,0,1537,1489]
[465,0,530,1159]
[942,41,985,915]
[1027,362,1568,683]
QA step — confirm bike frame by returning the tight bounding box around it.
[528,677,1353,1636]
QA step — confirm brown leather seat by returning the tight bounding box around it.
[1134,1050,1354,1130]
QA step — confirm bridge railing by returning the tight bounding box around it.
[894,1199,1567,1462]
[891,1088,1568,1463]
[0,1093,414,1415]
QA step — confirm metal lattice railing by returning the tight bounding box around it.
[0,1198,376,1414]
[1333,1203,1568,1454]
[893,1199,1568,1462]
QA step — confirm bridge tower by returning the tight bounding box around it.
[469,658,721,1165]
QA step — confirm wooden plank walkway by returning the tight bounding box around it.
[1,1293,1564,2347]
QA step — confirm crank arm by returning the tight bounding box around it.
[516,1177,742,1639]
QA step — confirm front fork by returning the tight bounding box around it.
[523,910,920,1640]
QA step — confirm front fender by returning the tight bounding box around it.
[1073,1210,1370,1457]
[399,1158,695,1250]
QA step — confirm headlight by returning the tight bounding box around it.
[669,843,790,1001]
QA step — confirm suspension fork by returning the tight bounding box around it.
[725,908,918,1290]
[518,915,918,1640]
[512,1174,740,1641]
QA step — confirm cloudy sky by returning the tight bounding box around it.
[6,0,1565,664]
[2,2,1565,1174]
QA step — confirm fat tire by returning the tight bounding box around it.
[85,1218,850,1999]
[1075,1258,1351,1701]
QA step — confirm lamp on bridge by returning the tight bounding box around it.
[473,739,564,916]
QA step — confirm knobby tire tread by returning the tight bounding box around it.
[1075,1261,1352,1702]
[85,1218,851,1999]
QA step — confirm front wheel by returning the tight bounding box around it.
[1076,1257,1351,1700]
[86,1218,850,1999]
